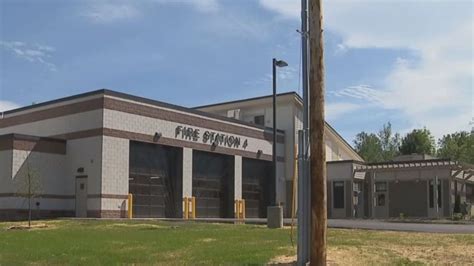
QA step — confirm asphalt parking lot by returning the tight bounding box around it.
[328,219,474,234]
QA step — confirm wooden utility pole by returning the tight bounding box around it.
[309,0,327,264]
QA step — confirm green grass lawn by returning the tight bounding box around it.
[0,220,293,265]
[0,219,473,265]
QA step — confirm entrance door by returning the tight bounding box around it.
[75,177,88,217]
[373,181,388,218]
[331,181,346,218]
[353,181,364,218]
[428,179,442,218]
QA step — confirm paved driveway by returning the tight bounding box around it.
[328,219,474,234]
[92,217,474,234]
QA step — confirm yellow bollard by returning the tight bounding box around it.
[239,200,243,219]
[191,197,196,219]
[183,197,189,219]
[234,199,245,220]
[234,200,238,218]
[128,194,133,219]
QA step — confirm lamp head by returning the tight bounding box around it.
[275,60,288,67]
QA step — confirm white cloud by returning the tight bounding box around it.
[331,84,384,105]
[278,66,298,81]
[155,0,219,13]
[81,0,218,24]
[259,0,299,19]
[243,66,298,89]
[326,102,360,120]
[0,101,20,112]
[82,3,140,23]
[260,0,473,138]
[334,43,348,55]
[1,41,57,71]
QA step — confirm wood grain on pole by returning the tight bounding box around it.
[309,0,327,264]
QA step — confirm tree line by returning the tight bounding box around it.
[353,122,473,164]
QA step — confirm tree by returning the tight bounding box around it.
[437,131,473,164]
[15,160,42,227]
[354,132,383,162]
[399,128,436,155]
[354,122,401,162]
[378,122,401,161]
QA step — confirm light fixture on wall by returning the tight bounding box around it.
[211,142,218,150]
[257,150,263,158]
[77,167,84,174]
[153,132,162,142]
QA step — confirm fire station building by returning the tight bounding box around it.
[2,89,471,220]
[0,89,362,220]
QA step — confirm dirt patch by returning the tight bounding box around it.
[104,223,167,229]
[200,238,216,243]
[8,223,51,230]
[268,255,296,265]
[389,243,473,264]
[268,241,474,266]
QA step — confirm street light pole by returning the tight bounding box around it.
[272,58,288,206]
[268,58,287,229]
[272,58,277,206]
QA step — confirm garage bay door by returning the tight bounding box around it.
[242,158,271,218]
[193,150,234,218]
[129,141,182,218]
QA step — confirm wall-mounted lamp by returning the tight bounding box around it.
[77,167,84,174]
[257,150,263,158]
[211,142,218,151]
[153,132,162,142]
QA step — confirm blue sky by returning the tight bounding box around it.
[1,0,472,144]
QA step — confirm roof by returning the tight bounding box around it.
[193,91,299,109]
[0,133,66,143]
[195,91,364,161]
[327,159,366,165]
[2,89,285,134]
[354,158,474,182]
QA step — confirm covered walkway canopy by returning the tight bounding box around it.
[353,159,474,184]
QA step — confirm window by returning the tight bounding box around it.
[377,194,385,206]
[375,182,387,192]
[333,181,345,209]
[254,115,265,126]
[467,185,473,204]
[353,182,361,193]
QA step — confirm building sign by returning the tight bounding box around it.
[175,126,248,149]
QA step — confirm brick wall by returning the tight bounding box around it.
[1,150,70,213]
[101,136,129,213]
[103,108,279,157]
